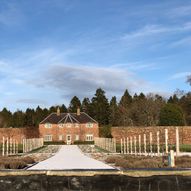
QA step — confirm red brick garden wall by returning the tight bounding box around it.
[0,128,39,144]
[111,126,191,145]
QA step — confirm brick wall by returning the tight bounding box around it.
[39,123,99,143]
[0,128,39,144]
[111,126,191,145]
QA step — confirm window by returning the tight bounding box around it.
[86,123,93,128]
[44,135,52,142]
[66,123,72,128]
[86,134,93,141]
[45,123,52,128]
[59,135,63,141]
[58,123,64,128]
[75,123,79,128]
[75,135,79,141]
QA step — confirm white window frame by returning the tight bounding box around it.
[45,123,52,128]
[66,123,72,128]
[75,135,79,141]
[59,135,63,141]
[75,123,79,128]
[86,122,93,128]
[58,123,64,128]
[86,134,93,141]
[44,135,52,142]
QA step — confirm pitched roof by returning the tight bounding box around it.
[40,112,97,124]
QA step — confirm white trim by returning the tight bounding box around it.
[86,134,93,141]
[44,134,52,142]
[40,113,55,124]
[70,114,80,123]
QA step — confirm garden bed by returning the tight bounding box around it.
[105,155,191,169]
[0,145,60,169]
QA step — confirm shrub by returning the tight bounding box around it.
[73,141,94,145]
[105,156,121,163]
[22,156,35,164]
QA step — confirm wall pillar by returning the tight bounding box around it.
[157,131,160,156]
[165,129,168,154]
[144,134,146,155]
[176,127,180,156]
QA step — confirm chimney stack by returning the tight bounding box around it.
[57,107,60,116]
[77,107,80,116]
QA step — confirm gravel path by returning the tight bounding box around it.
[28,145,115,170]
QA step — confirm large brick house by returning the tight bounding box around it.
[39,108,99,144]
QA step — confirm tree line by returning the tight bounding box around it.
[0,88,190,128]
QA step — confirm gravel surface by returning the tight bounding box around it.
[28,145,115,170]
[25,145,61,162]
[78,145,117,163]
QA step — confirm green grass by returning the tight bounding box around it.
[94,145,110,153]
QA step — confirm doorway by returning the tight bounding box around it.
[66,135,71,145]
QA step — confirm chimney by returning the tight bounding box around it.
[77,107,80,116]
[57,107,60,116]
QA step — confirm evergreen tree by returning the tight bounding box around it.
[60,104,67,113]
[0,108,12,127]
[24,108,35,126]
[12,110,25,127]
[118,89,133,126]
[82,97,91,114]
[68,96,81,113]
[91,88,110,125]
[159,103,185,126]
[49,106,57,114]
[34,106,44,126]
[168,94,179,104]
[179,93,191,125]
[109,96,119,126]
[119,89,132,109]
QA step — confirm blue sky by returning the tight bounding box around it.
[0,0,191,111]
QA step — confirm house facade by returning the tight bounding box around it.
[39,108,99,144]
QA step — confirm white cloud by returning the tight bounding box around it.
[31,64,157,99]
[122,23,191,40]
[16,98,47,105]
[110,62,159,71]
[169,72,191,80]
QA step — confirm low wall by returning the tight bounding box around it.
[0,171,191,191]
[0,128,39,144]
[111,126,191,144]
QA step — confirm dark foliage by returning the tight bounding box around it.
[1,88,191,129]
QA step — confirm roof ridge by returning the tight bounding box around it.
[40,113,54,124]
[70,113,80,123]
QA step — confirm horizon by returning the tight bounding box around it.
[0,0,191,111]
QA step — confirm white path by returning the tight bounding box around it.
[28,145,115,170]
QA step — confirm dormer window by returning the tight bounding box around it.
[67,123,72,128]
[58,123,64,128]
[45,123,52,128]
[75,123,79,128]
[86,122,93,128]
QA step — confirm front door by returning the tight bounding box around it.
[66,135,71,145]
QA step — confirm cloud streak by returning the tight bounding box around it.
[122,23,191,40]
[31,64,152,99]
[169,72,191,80]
